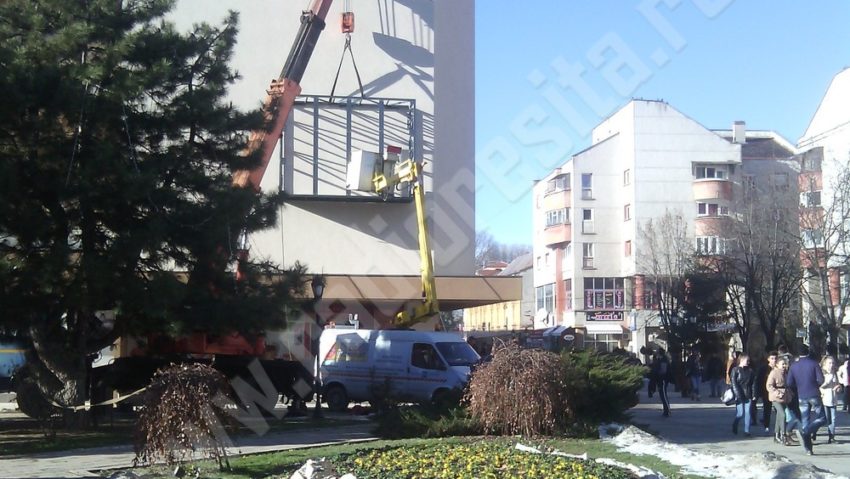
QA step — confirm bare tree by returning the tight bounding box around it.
[797,153,850,355]
[637,210,697,357]
[713,187,802,352]
[475,230,531,270]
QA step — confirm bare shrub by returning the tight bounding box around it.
[464,344,569,436]
[134,363,238,470]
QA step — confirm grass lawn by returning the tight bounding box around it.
[0,413,365,457]
[119,436,705,479]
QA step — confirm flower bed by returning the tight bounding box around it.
[338,441,636,479]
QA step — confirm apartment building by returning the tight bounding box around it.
[796,67,850,347]
[532,100,795,354]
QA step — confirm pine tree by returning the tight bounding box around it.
[0,0,304,425]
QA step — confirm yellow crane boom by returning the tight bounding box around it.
[373,157,441,329]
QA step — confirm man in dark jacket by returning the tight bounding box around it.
[786,345,825,455]
[755,352,777,430]
[706,353,724,397]
[731,355,756,435]
[656,349,671,417]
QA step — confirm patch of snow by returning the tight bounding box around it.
[602,423,848,479]
[516,442,657,478]
[287,458,357,479]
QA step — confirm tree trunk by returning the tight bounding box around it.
[29,325,92,428]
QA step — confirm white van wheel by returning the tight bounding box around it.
[324,384,349,412]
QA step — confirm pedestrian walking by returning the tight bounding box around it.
[756,351,777,431]
[648,350,659,398]
[838,356,849,412]
[819,355,841,444]
[706,353,724,397]
[767,356,791,445]
[656,348,672,417]
[730,354,756,436]
[786,345,827,455]
[686,350,703,401]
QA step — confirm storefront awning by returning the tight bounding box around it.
[584,322,626,334]
[312,274,522,311]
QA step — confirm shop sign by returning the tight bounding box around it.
[586,311,623,321]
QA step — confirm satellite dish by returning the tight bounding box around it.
[535,308,550,325]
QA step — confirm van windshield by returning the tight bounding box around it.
[435,342,480,367]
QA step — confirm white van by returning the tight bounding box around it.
[317,329,479,411]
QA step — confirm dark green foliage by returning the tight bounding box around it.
[373,388,481,439]
[560,350,647,426]
[0,0,305,421]
[135,363,238,470]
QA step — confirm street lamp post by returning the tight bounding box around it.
[311,274,326,419]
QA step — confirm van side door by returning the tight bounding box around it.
[408,343,448,401]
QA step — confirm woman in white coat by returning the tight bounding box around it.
[838,357,849,412]
[819,356,841,444]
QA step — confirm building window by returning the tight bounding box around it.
[582,243,594,269]
[697,202,729,217]
[623,169,631,186]
[624,240,632,257]
[545,207,569,227]
[545,252,550,266]
[643,286,659,310]
[624,204,631,221]
[801,156,822,172]
[802,229,824,248]
[695,236,727,255]
[585,334,620,353]
[583,277,625,310]
[582,208,594,234]
[535,283,555,313]
[694,165,727,180]
[564,279,573,311]
[801,191,821,208]
[773,172,789,189]
[581,173,593,199]
[546,173,570,194]
[536,256,541,270]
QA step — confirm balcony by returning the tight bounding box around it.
[799,171,822,191]
[692,179,732,201]
[543,223,572,247]
[542,190,571,211]
[694,216,731,236]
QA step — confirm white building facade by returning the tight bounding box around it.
[796,67,850,343]
[532,100,752,354]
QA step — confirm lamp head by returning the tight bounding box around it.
[311,274,326,300]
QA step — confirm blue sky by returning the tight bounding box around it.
[475,0,850,246]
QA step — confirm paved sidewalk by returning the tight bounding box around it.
[0,422,376,479]
[631,384,850,478]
